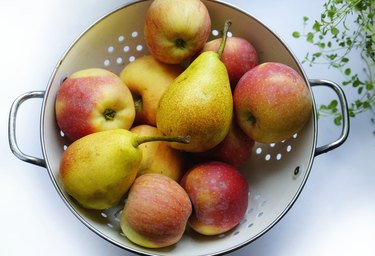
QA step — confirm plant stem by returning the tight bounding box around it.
[217,20,232,59]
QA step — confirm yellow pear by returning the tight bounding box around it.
[156,21,233,152]
[59,129,189,210]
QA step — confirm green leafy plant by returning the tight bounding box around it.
[293,0,374,125]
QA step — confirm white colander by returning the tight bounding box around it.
[8,0,350,255]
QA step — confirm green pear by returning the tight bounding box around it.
[59,129,189,210]
[156,20,233,153]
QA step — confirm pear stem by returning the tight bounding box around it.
[134,135,190,147]
[217,19,232,59]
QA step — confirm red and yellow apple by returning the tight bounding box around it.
[180,161,248,235]
[55,68,135,141]
[120,55,184,126]
[121,173,192,248]
[191,120,255,169]
[233,62,313,143]
[144,0,211,64]
[130,124,186,181]
[201,36,258,88]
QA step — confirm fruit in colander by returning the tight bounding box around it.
[180,161,248,235]
[55,68,135,141]
[120,173,192,248]
[234,62,313,144]
[144,0,211,64]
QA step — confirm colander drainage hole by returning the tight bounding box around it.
[104,59,111,67]
[118,35,125,42]
[265,154,271,161]
[131,31,138,38]
[286,145,292,152]
[116,57,123,64]
[255,147,262,154]
[107,46,114,53]
[247,208,254,214]
[129,56,136,62]
[211,29,219,37]
[254,193,261,200]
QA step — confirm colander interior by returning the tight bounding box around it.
[41,1,317,255]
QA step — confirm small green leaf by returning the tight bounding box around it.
[334,115,342,126]
[331,27,339,36]
[353,79,361,87]
[292,31,301,38]
[341,57,349,63]
[313,21,322,31]
[313,52,322,57]
[303,16,309,22]
[329,100,338,108]
[366,82,374,91]
[307,32,314,43]
[363,101,371,109]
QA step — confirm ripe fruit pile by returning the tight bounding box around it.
[55,0,313,249]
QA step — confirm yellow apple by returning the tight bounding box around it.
[120,55,183,126]
[144,0,211,64]
[130,124,186,181]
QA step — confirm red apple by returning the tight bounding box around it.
[233,62,313,144]
[201,37,258,88]
[180,161,248,235]
[120,55,184,126]
[144,0,211,64]
[191,120,255,169]
[121,173,192,248]
[130,124,187,181]
[55,68,135,141]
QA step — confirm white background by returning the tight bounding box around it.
[1,0,375,255]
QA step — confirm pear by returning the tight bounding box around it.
[156,20,233,153]
[59,129,189,210]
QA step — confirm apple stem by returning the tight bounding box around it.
[134,135,190,147]
[217,20,232,59]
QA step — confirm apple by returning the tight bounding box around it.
[233,62,313,144]
[180,161,248,235]
[130,124,187,181]
[55,68,135,141]
[121,173,192,248]
[144,0,211,64]
[201,36,258,88]
[190,120,255,169]
[120,55,184,126]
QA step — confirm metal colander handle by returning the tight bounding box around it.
[310,79,350,156]
[8,90,46,168]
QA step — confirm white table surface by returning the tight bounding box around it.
[1,0,375,256]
